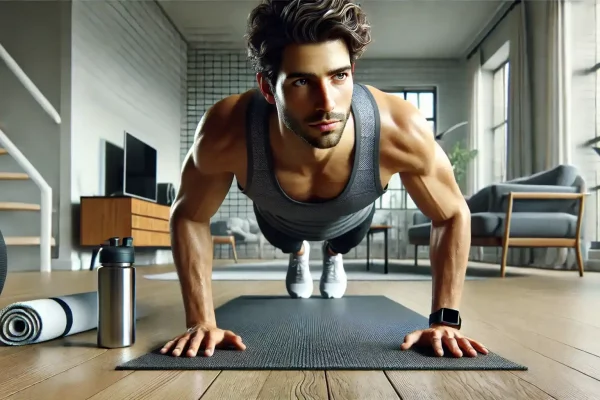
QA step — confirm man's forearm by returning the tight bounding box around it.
[429,204,471,314]
[170,214,216,327]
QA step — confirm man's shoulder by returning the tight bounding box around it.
[360,84,423,129]
[363,84,436,173]
[193,90,256,169]
[195,90,255,141]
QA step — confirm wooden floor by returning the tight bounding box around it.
[0,260,599,400]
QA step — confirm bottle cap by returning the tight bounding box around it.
[99,236,135,264]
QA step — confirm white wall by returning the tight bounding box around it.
[67,0,187,269]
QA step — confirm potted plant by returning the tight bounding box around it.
[445,141,478,190]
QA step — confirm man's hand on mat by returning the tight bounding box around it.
[160,324,246,357]
[400,325,488,358]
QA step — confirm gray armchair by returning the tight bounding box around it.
[408,164,587,277]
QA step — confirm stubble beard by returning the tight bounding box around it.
[276,101,352,149]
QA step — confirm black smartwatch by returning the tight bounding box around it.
[429,308,461,329]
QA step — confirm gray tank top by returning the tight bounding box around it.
[239,83,386,241]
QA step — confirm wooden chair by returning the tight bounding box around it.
[212,235,238,263]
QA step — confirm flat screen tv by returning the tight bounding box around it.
[123,132,157,202]
[103,140,124,196]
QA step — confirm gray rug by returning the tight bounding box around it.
[117,295,527,371]
[144,259,520,282]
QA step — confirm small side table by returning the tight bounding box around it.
[212,235,238,263]
[366,225,392,274]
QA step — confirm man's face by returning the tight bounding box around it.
[269,39,354,149]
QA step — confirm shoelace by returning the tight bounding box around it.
[290,258,307,282]
[323,256,338,280]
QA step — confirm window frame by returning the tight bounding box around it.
[491,62,509,183]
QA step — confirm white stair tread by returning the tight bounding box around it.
[0,202,40,211]
[4,236,56,246]
[0,148,7,155]
[0,172,29,180]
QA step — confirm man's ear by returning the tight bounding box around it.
[351,63,355,74]
[256,73,276,105]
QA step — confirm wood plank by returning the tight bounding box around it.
[202,370,328,400]
[200,371,271,400]
[4,236,56,246]
[256,371,328,400]
[0,172,28,180]
[5,307,183,400]
[326,371,400,400]
[386,371,554,400]
[0,202,40,211]
[0,344,103,398]
[87,371,219,400]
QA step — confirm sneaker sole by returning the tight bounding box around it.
[287,281,314,298]
[319,280,347,299]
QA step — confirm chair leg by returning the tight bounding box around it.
[231,239,238,263]
[500,242,509,278]
[575,244,584,277]
[414,245,418,266]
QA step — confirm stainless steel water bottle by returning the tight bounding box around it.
[96,236,136,348]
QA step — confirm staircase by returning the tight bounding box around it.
[0,141,55,272]
[0,42,59,272]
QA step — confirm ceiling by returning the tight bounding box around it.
[157,0,510,59]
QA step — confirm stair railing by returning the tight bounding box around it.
[0,42,59,272]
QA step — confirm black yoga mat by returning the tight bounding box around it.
[117,295,527,371]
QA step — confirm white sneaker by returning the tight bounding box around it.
[319,241,347,299]
[285,241,313,298]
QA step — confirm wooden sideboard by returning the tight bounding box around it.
[80,196,171,247]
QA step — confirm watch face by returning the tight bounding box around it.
[442,309,460,324]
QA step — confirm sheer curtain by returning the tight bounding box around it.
[545,0,572,168]
[506,3,534,266]
[533,0,576,269]
[466,50,484,196]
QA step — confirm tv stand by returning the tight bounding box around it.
[79,196,171,247]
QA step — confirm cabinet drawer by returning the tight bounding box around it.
[132,215,169,232]
[131,198,170,220]
[131,229,171,246]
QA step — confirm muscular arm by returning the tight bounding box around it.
[386,96,471,315]
[170,104,235,328]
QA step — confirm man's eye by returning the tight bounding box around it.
[293,79,307,87]
[335,73,347,80]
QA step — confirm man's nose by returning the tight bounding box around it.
[314,82,336,112]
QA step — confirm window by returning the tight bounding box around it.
[492,62,509,183]
[377,88,437,210]
[389,89,437,134]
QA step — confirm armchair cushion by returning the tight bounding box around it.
[408,211,579,241]
[488,184,579,214]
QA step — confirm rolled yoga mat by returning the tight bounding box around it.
[117,295,527,371]
[0,292,97,346]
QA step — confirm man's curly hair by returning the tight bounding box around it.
[245,0,372,87]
